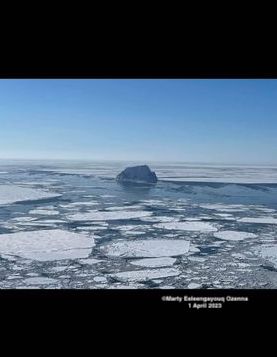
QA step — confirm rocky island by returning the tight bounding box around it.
[116,165,158,184]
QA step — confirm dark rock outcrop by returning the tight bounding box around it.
[116,165,158,184]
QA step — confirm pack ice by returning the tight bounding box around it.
[0,185,61,205]
[214,230,257,241]
[0,229,95,261]
[154,221,217,232]
[67,210,152,221]
[254,245,277,268]
[101,239,190,258]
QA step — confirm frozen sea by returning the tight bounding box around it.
[1,160,277,289]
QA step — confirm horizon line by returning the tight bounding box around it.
[0,157,277,167]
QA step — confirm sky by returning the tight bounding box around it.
[0,79,276,164]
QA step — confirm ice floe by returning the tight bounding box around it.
[254,245,277,268]
[79,258,103,265]
[238,217,277,224]
[0,185,61,205]
[109,267,181,282]
[51,266,68,272]
[67,210,152,221]
[24,277,58,285]
[94,276,107,283]
[63,202,98,207]
[0,229,95,261]
[29,209,60,215]
[188,256,206,262]
[105,205,143,211]
[11,217,37,222]
[130,257,176,267]
[101,239,190,258]
[140,216,180,223]
[199,203,248,212]
[187,283,202,289]
[231,253,247,259]
[154,221,218,232]
[214,230,257,241]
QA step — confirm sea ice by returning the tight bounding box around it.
[214,230,257,241]
[140,216,180,223]
[199,203,248,212]
[79,258,103,265]
[238,217,277,224]
[154,221,218,232]
[101,239,190,258]
[130,257,176,268]
[105,205,143,211]
[64,202,98,207]
[187,283,202,289]
[0,185,61,205]
[0,229,95,261]
[67,210,152,221]
[29,209,60,215]
[188,256,206,262]
[254,245,277,268]
[11,217,37,222]
[109,267,181,282]
[94,276,107,283]
[51,266,68,272]
[24,277,58,285]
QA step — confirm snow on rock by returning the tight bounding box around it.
[154,221,218,232]
[67,210,152,221]
[0,229,94,261]
[116,165,157,184]
[109,267,180,282]
[0,185,61,205]
[130,257,176,268]
[214,230,257,241]
[238,217,277,224]
[101,239,190,258]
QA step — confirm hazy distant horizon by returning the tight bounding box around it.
[0,156,277,167]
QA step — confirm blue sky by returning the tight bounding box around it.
[0,79,276,164]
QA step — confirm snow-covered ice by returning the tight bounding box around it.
[238,217,277,224]
[0,229,95,261]
[187,283,202,289]
[79,258,103,265]
[101,239,190,258]
[0,185,61,205]
[154,221,218,232]
[109,267,181,282]
[24,277,58,285]
[254,245,277,268]
[29,209,60,215]
[130,257,176,267]
[199,203,248,212]
[11,217,36,222]
[214,231,257,241]
[105,205,143,211]
[67,210,152,221]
